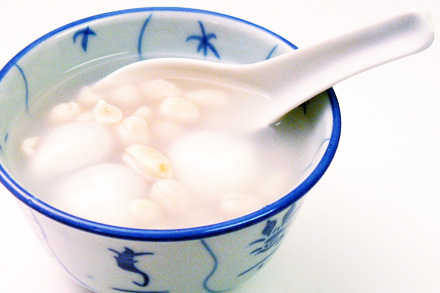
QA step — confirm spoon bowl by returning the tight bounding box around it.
[105,9,434,131]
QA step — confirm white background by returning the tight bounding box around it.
[0,0,439,292]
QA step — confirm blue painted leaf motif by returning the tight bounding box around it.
[262,219,277,236]
[186,21,220,59]
[238,204,297,277]
[109,247,153,287]
[249,204,296,255]
[73,26,97,52]
[266,45,278,60]
[137,14,154,60]
[14,64,29,112]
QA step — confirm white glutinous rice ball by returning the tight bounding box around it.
[169,131,258,197]
[30,121,113,178]
[52,163,149,226]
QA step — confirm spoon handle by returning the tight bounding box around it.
[249,9,434,126]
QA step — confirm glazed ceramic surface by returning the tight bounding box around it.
[0,8,340,292]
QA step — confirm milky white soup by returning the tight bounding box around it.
[6,62,321,229]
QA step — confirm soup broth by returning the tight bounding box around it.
[6,57,317,229]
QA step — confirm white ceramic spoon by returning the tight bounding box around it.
[105,10,434,131]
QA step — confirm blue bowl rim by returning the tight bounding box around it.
[0,7,341,242]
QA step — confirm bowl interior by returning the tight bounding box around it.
[0,8,340,240]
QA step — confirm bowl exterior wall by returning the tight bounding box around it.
[19,200,301,292]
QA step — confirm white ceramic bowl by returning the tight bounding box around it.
[0,7,341,292]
